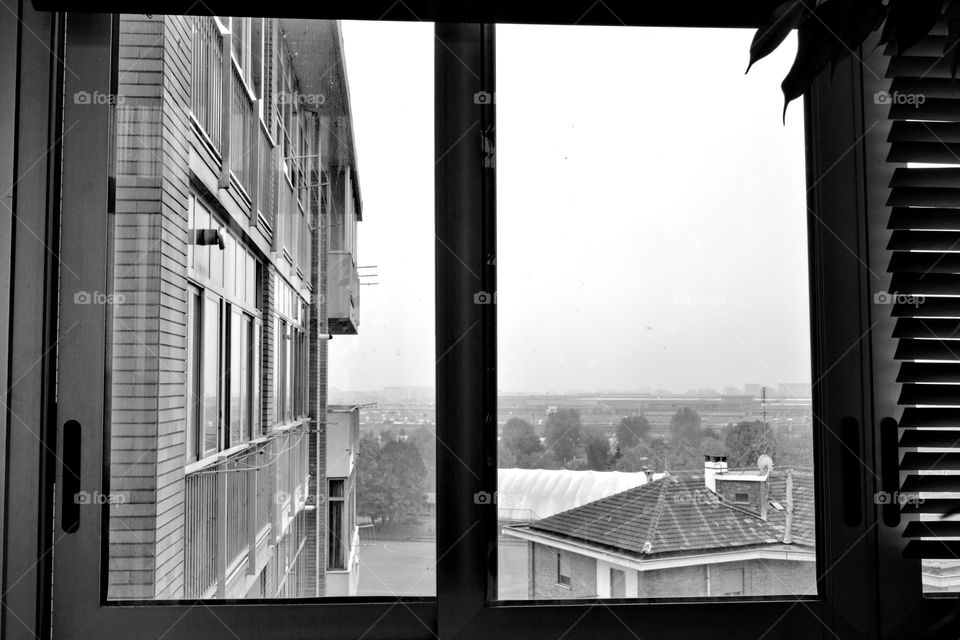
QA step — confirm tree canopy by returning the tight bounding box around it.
[544,408,582,464]
[616,415,651,450]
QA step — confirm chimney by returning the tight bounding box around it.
[703,455,727,492]
[783,469,794,544]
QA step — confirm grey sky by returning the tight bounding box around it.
[331,23,809,395]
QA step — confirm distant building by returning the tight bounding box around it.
[778,382,812,398]
[744,383,763,396]
[496,468,660,523]
[504,457,815,599]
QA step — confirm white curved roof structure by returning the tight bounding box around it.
[497,468,662,522]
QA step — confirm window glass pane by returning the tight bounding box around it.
[187,194,195,270]
[186,289,201,462]
[230,307,241,446]
[253,319,261,436]
[209,217,223,286]
[202,295,220,457]
[246,253,256,306]
[241,315,251,441]
[193,199,209,277]
[224,231,235,297]
[495,24,816,600]
[104,15,432,601]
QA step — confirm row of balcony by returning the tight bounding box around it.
[183,427,310,599]
[190,16,360,334]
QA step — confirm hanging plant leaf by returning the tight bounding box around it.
[747,0,811,74]
[781,3,845,121]
[827,0,886,76]
[881,0,943,56]
[944,0,960,79]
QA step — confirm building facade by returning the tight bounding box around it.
[504,458,817,599]
[106,15,361,599]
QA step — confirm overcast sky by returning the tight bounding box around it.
[331,22,809,395]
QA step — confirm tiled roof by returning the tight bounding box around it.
[516,470,814,558]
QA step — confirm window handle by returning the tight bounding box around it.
[61,420,82,533]
[840,416,863,527]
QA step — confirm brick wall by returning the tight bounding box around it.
[530,543,816,599]
[530,543,597,599]
[637,563,708,598]
[108,13,189,600]
[714,478,768,517]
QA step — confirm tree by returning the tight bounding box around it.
[408,426,437,492]
[614,442,653,472]
[616,415,651,449]
[669,407,704,447]
[584,432,612,471]
[698,436,729,460]
[500,418,545,467]
[544,408,582,464]
[723,420,782,469]
[378,438,427,524]
[356,434,390,526]
[776,431,813,468]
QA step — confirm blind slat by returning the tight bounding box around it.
[888,208,960,231]
[898,362,960,383]
[901,475,960,493]
[903,521,960,538]
[894,339,960,361]
[900,452,960,471]
[904,540,960,559]
[893,318,960,339]
[899,383,960,405]
[888,252,960,274]
[887,188,960,208]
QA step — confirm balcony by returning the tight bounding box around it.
[327,251,359,334]
[183,427,310,599]
[326,405,360,478]
[325,526,360,596]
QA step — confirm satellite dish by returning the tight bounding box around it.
[757,454,774,473]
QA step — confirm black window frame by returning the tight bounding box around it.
[9,3,887,640]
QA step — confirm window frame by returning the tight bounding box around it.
[26,6,882,640]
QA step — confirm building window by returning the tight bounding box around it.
[557,553,571,587]
[328,479,345,570]
[201,294,221,457]
[187,193,262,460]
[718,567,744,597]
[229,308,256,446]
[185,285,202,462]
[734,493,749,504]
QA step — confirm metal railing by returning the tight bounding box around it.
[229,61,255,195]
[190,16,223,153]
[183,427,310,598]
[256,122,273,225]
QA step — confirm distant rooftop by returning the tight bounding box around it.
[506,470,814,558]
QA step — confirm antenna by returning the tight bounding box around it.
[358,265,378,286]
[758,386,769,457]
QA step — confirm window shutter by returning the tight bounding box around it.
[882,16,960,561]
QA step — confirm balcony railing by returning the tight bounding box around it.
[190,17,223,154]
[327,251,360,335]
[256,122,274,225]
[229,61,255,197]
[183,428,310,599]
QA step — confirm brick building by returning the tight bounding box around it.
[504,458,817,599]
[106,15,362,599]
